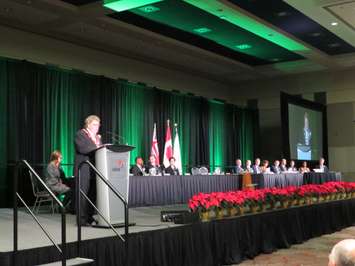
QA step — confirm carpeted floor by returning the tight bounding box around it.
[236,226,355,266]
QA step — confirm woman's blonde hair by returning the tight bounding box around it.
[84,115,100,128]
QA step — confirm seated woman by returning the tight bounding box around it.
[299,161,310,173]
[44,150,71,206]
[261,160,271,173]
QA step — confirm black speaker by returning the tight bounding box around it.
[160,210,200,224]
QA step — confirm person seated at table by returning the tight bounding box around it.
[299,161,310,173]
[44,150,71,207]
[315,157,329,173]
[280,158,287,172]
[146,154,162,175]
[288,160,298,172]
[233,159,244,175]
[328,239,355,266]
[165,157,180,175]
[245,160,254,173]
[252,158,261,174]
[130,157,145,176]
[271,160,281,174]
[261,160,271,173]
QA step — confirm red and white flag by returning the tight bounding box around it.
[151,123,160,165]
[163,120,173,168]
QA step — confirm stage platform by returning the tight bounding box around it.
[1,199,355,266]
[0,205,186,252]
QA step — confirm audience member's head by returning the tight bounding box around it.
[302,161,308,168]
[329,239,355,266]
[274,160,280,166]
[320,157,325,166]
[281,158,287,166]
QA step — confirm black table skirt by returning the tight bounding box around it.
[303,172,340,184]
[7,199,355,266]
[128,172,340,207]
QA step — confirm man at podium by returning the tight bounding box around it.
[74,115,102,226]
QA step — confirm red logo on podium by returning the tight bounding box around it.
[116,160,125,168]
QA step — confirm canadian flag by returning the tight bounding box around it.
[150,123,160,165]
[163,120,173,168]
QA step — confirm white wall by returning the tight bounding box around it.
[0,25,236,103]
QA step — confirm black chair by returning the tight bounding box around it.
[29,171,56,214]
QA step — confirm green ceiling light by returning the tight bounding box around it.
[193,27,212,34]
[184,0,309,52]
[103,0,164,12]
[235,44,252,50]
[138,5,160,13]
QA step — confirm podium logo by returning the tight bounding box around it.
[112,159,126,172]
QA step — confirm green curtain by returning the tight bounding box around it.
[0,60,8,205]
[208,100,225,171]
[0,57,258,207]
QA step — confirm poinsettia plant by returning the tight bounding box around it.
[188,181,355,213]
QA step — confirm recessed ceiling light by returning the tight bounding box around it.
[310,32,321,37]
[331,22,338,26]
[270,58,280,62]
[103,0,163,12]
[276,11,289,17]
[193,27,212,34]
[235,44,252,50]
[328,43,341,48]
[138,5,160,13]
[219,15,227,20]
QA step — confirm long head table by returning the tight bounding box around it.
[128,172,341,207]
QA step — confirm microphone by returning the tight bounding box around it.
[106,131,126,144]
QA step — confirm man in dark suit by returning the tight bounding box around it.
[232,159,244,175]
[74,115,101,226]
[245,160,254,173]
[271,160,281,174]
[252,158,261,174]
[280,158,287,172]
[164,157,180,175]
[130,157,145,176]
[316,157,329,173]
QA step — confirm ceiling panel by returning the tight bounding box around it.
[0,0,59,25]
[228,0,355,55]
[108,0,304,66]
[60,0,99,6]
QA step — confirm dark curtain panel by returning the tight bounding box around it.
[0,60,8,205]
[0,58,258,207]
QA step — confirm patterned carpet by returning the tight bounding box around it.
[235,226,355,266]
